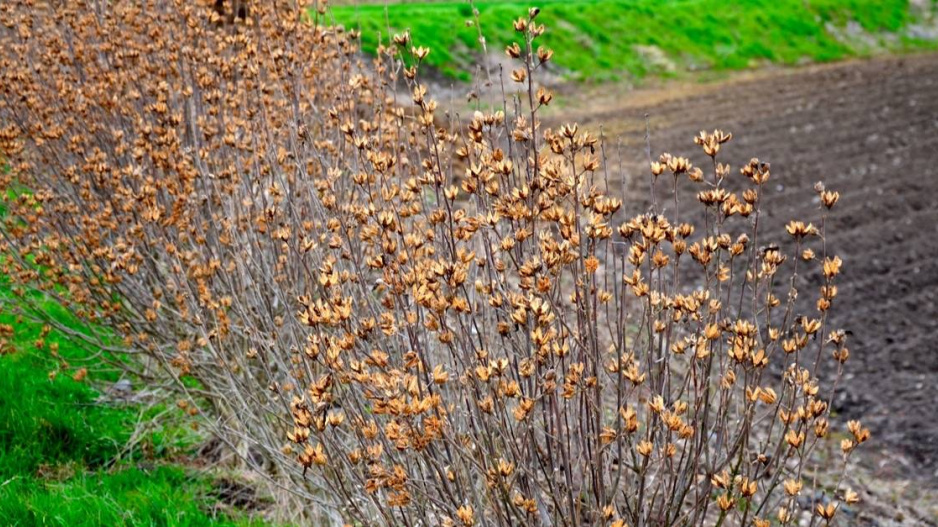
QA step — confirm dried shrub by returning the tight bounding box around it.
[0,2,866,525]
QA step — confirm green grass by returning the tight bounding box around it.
[0,467,265,527]
[0,300,270,526]
[327,0,938,81]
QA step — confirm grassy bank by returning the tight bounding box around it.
[328,0,937,81]
[0,296,269,526]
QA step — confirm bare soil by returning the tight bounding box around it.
[547,53,938,524]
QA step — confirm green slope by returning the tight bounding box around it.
[327,0,937,81]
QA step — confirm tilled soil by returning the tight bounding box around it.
[550,53,938,499]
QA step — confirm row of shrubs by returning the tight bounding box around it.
[0,1,864,525]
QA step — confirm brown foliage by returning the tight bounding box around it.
[0,1,865,525]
